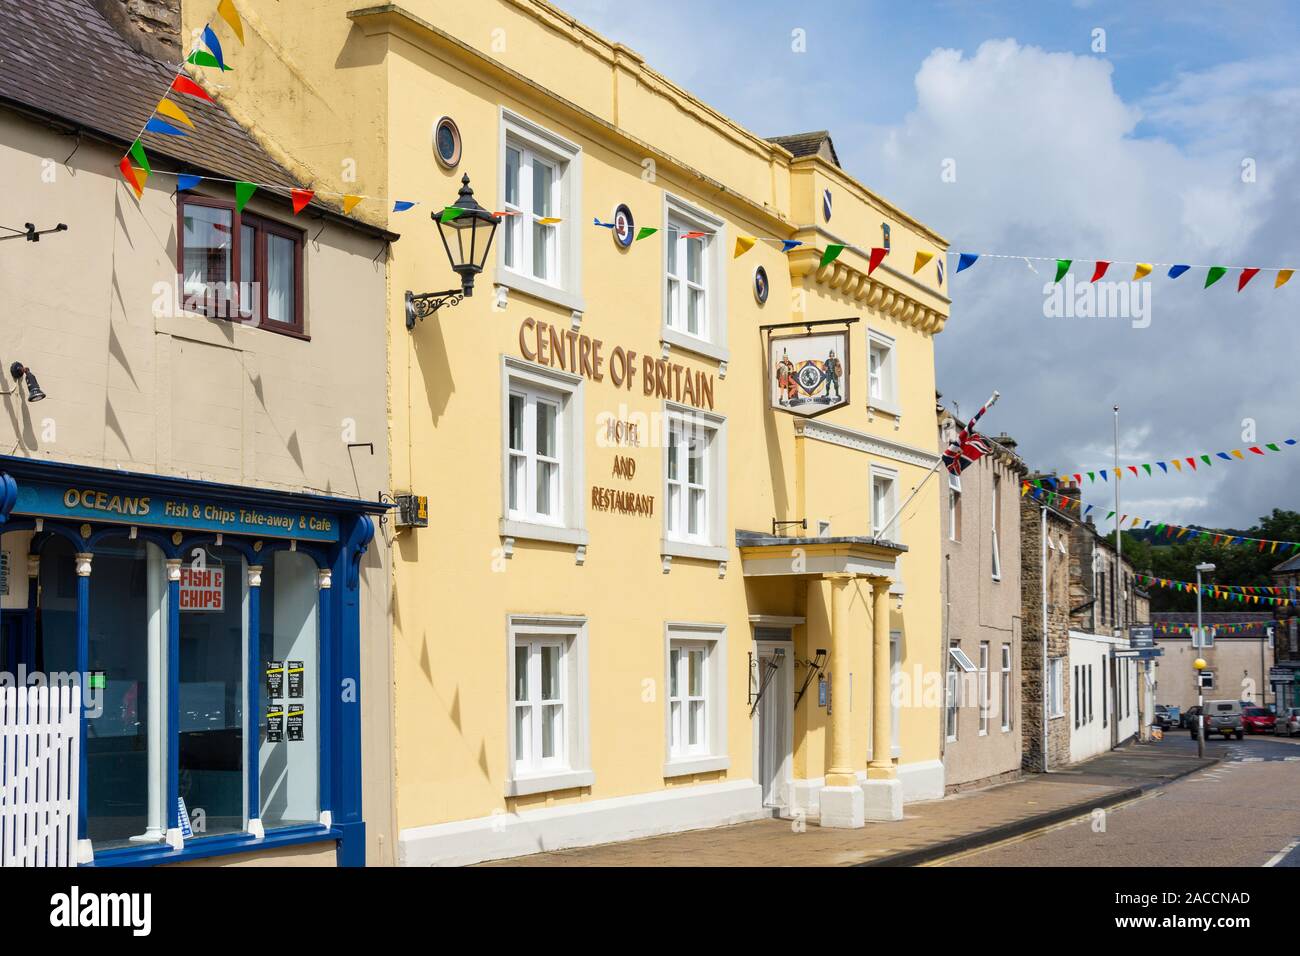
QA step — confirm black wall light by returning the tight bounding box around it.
[9,363,45,402]
[405,174,500,331]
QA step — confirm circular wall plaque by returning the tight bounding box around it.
[754,265,770,304]
[612,203,635,248]
[433,116,462,169]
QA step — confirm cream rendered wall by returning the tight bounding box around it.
[0,111,395,865]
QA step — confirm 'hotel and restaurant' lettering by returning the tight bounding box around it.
[518,318,715,410]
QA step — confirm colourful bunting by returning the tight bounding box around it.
[128,139,151,178]
[913,251,934,274]
[187,50,226,71]
[780,240,803,253]
[1133,263,1152,280]
[538,217,563,225]
[234,181,257,212]
[201,26,227,71]
[440,206,464,223]
[956,253,979,273]
[868,247,888,275]
[393,201,416,212]
[290,189,314,215]
[217,0,245,44]
[1278,269,1295,288]
[635,227,657,241]
[820,244,845,268]
[177,174,202,192]
[1205,266,1227,287]
[154,99,193,128]
[1090,261,1110,282]
[144,117,187,136]
[1054,259,1071,283]
[170,76,213,102]
[734,236,755,258]
[118,157,145,199]
[342,195,363,214]
[1238,267,1260,291]
[1168,264,1190,278]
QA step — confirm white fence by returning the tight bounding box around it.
[0,685,80,866]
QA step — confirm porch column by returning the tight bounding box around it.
[863,575,902,820]
[246,564,264,839]
[74,552,93,864]
[819,572,864,828]
[165,557,184,850]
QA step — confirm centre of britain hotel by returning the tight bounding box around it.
[198,0,955,863]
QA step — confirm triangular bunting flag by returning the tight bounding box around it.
[1133,263,1152,280]
[635,227,657,241]
[440,206,465,223]
[234,181,257,213]
[128,139,151,178]
[154,99,193,128]
[290,189,314,215]
[1090,261,1110,282]
[956,253,979,273]
[393,201,416,212]
[1168,264,1190,278]
[171,76,213,102]
[1277,269,1295,288]
[868,247,888,274]
[118,157,145,199]
[177,174,201,192]
[820,244,846,268]
[144,118,187,136]
[1205,266,1227,287]
[217,0,245,44]
[780,240,802,253]
[201,26,227,71]
[1238,267,1261,291]
[342,195,362,214]
[734,236,756,258]
[1054,259,1071,283]
[913,251,934,274]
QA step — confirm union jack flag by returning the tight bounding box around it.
[943,394,998,475]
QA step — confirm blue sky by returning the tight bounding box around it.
[561,0,1300,530]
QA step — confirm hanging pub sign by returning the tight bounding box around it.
[179,564,224,612]
[769,329,850,418]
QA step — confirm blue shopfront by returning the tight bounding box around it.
[0,455,385,867]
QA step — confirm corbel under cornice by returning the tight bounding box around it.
[788,244,950,336]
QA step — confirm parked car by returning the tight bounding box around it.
[1164,704,1181,728]
[1242,707,1277,734]
[1191,700,1244,740]
[1183,705,1201,730]
[1154,704,1173,729]
[1275,707,1300,737]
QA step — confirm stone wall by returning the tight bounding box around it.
[92,0,181,61]
[1020,497,1073,770]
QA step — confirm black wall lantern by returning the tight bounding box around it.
[9,363,45,402]
[405,174,500,331]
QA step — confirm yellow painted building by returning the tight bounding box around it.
[187,0,952,864]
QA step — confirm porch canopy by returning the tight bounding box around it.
[735,530,906,577]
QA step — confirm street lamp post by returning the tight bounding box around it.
[1195,561,1215,759]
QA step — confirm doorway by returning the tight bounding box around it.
[754,631,793,811]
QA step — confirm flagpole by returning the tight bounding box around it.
[880,390,999,538]
[1114,404,1122,641]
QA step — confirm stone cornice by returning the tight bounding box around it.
[788,241,950,336]
[794,418,941,469]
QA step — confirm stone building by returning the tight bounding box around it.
[1019,490,1074,771]
[939,416,1027,791]
[1151,612,1276,712]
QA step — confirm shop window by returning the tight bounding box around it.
[178,196,304,336]
[258,551,320,829]
[661,193,727,363]
[664,623,728,777]
[497,110,584,313]
[506,616,591,797]
[500,357,587,548]
[867,330,898,415]
[662,405,728,562]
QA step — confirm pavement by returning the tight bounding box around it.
[478,743,1217,867]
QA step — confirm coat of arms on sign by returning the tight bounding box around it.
[769,329,849,418]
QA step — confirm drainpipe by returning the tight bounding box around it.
[1041,505,1050,772]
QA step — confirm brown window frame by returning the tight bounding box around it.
[176,194,307,339]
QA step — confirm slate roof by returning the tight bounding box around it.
[766,130,841,167]
[0,0,296,190]
[1273,553,1300,574]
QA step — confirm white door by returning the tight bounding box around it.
[755,639,792,809]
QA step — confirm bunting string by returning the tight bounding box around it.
[949,251,1297,290]
[1135,574,1299,606]
[1153,621,1273,636]
[1020,482,1300,555]
[1020,439,1299,488]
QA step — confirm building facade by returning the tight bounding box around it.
[0,0,394,866]
[938,415,1025,791]
[1020,497,1074,770]
[1151,612,1276,712]
[188,0,954,864]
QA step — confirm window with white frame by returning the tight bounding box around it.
[946,645,960,741]
[668,642,709,758]
[497,110,583,312]
[978,641,990,735]
[867,330,898,413]
[664,624,727,775]
[1074,664,1081,727]
[871,468,898,541]
[661,194,727,361]
[1000,644,1012,732]
[501,357,586,547]
[991,472,1002,580]
[506,616,591,796]
[1050,657,1064,718]
[662,405,728,560]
